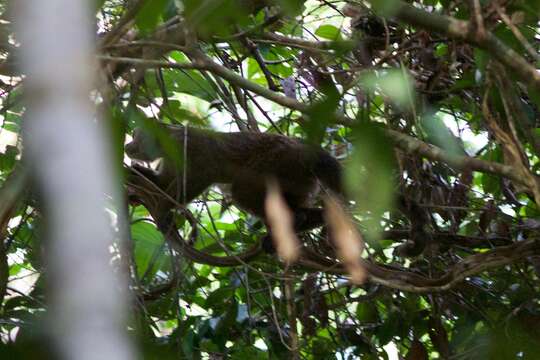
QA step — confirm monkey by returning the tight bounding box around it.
[125,123,345,248]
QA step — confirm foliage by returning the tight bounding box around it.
[1,0,540,358]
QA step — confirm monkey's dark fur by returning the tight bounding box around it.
[126,124,344,236]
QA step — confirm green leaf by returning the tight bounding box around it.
[377,310,403,345]
[0,145,17,172]
[371,0,400,17]
[231,345,267,359]
[361,68,414,111]
[356,302,379,323]
[420,111,466,157]
[480,147,503,197]
[160,69,218,103]
[474,49,489,76]
[315,24,342,40]
[131,221,167,278]
[435,43,448,57]
[215,299,239,336]
[183,0,253,37]
[346,122,396,241]
[205,287,233,312]
[303,87,340,144]
[160,100,209,126]
[135,0,169,33]
[481,174,501,197]
[274,0,306,16]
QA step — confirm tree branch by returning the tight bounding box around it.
[301,238,540,293]
[108,54,538,190]
[375,1,540,90]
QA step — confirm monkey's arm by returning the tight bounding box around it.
[126,164,162,204]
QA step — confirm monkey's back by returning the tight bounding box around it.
[217,131,309,170]
[128,124,342,217]
[220,131,324,206]
[152,126,339,196]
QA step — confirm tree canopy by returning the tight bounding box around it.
[1,0,540,358]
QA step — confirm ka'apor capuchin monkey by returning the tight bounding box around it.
[125,123,345,249]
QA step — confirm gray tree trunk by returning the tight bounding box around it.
[14,1,135,359]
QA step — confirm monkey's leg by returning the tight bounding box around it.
[128,163,160,185]
[230,180,266,217]
[126,164,161,205]
[260,207,326,254]
[292,207,325,232]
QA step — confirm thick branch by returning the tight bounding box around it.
[380,1,540,90]
[365,238,540,292]
[301,238,540,293]
[257,32,350,51]
[385,129,527,186]
[108,54,536,189]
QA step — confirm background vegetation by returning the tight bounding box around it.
[1,0,540,358]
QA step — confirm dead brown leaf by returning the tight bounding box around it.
[264,180,300,263]
[324,196,366,284]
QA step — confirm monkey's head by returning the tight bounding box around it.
[125,128,162,162]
